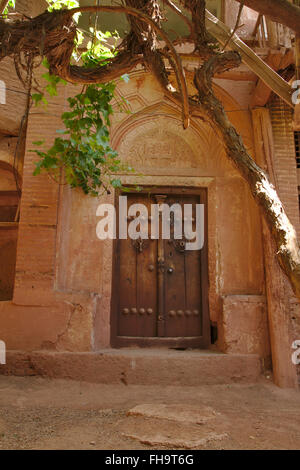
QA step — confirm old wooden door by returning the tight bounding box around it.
[111,187,209,348]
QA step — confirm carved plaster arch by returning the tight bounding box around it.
[111,69,254,176]
[112,102,236,176]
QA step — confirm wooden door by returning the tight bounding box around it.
[111,187,210,348]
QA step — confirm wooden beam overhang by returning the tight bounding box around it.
[206,9,294,108]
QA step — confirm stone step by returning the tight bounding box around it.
[122,404,229,449]
[0,349,262,385]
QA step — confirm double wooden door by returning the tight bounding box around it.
[111,188,209,348]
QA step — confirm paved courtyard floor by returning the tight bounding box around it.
[0,376,299,450]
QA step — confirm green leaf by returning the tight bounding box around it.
[32,93,44,106]
[32,140,45,146]
[32,61,134,196]
[42,58,50,69]
[46,84,58,97]
[111,179,122,189]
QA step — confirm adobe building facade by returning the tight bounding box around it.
[0,0,299,388]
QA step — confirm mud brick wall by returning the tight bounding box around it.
[269,95,300,383]
[269,95,300,234]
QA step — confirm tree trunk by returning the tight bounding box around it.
[194,50,300,298]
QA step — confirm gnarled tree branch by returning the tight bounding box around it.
[69,3,190,128]
[0,3,190,128]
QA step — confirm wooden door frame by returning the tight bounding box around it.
[111,186,210,349]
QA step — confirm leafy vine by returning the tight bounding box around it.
[31,0,132,196]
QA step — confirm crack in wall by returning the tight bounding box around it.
[55,303,83,350]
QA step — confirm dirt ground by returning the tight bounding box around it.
[0,375,299,450]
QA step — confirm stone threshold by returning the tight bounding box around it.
[0,349,263,386]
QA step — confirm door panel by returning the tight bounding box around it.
[164,195,202,338]
[112,188,209,348]
[118,193,158,338]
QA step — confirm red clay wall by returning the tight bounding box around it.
[0,69,271,362]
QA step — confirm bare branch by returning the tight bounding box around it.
[162,0,194,38]
[222,0,244,51]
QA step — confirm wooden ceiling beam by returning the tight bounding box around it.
[251,49,294,107]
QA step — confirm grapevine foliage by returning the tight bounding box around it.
[31,1,132,196]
